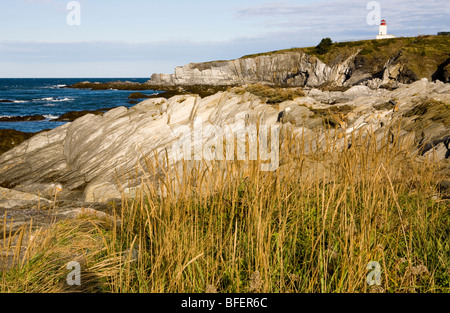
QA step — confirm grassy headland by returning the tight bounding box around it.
[243,35,450,82]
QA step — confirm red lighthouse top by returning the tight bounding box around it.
[381,19,386,26]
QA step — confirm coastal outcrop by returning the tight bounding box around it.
[0,80,448,207]
[0,115,46,122]
[150,52,333,87]
[67,37,449,92]
[148,36,449,89]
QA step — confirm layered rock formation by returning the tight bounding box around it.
[147,50,415,88]
[0,80,448,207]
[67,37,449,92]
[149,36,449,88]
[150,52,334,87]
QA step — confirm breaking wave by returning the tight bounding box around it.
[43,114,60,120]
[34,97,75,102]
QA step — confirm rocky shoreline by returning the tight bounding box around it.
[1,79,449,201]
[0,110,112,123]
[0,108,117,150]
[0,78,448,263]
[67,81,231,98]
[147,36,449,88]
[0,84,230,149]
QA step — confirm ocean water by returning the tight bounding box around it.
[0,78,157,133]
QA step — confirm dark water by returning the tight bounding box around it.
[0,78,157,133]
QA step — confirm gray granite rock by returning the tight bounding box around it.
[0,81,448,207]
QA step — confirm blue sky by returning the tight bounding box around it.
[0,0,449,78]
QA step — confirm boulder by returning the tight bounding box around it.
[55,108,110,122]
[128,92,153,99]
[0,92,282,203]
[437,181,450,199]
[0,187,52,209]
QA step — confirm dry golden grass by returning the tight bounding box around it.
[0,211,128,293]
[1,126,449,293]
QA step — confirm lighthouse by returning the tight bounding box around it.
[376,19,396,39]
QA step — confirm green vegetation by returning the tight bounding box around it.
[309,105,354,128]
[315,38,333,55]
[0,130,36,155]
[242,35,450,80]
[317,35,450,79]
[1,127,449,293]
[403,99,450,127]
[231,84,305,104]
[128,92,153,99]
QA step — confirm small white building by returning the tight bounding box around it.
[376,19,396,39]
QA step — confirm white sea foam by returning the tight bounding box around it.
[43,114,60,120]
[55,97,74,102]
[41,84,68,89]
[34,97,74,102]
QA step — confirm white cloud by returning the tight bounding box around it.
[2,0,448,77]
[236,0,450,38]
[20,0,67,12]
[0,39,281,77]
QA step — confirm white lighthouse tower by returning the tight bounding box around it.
[376,19,396,39]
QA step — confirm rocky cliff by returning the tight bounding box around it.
[149,36,450,88]
[150,52,334,87]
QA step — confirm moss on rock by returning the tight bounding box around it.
[0,129,36,155]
